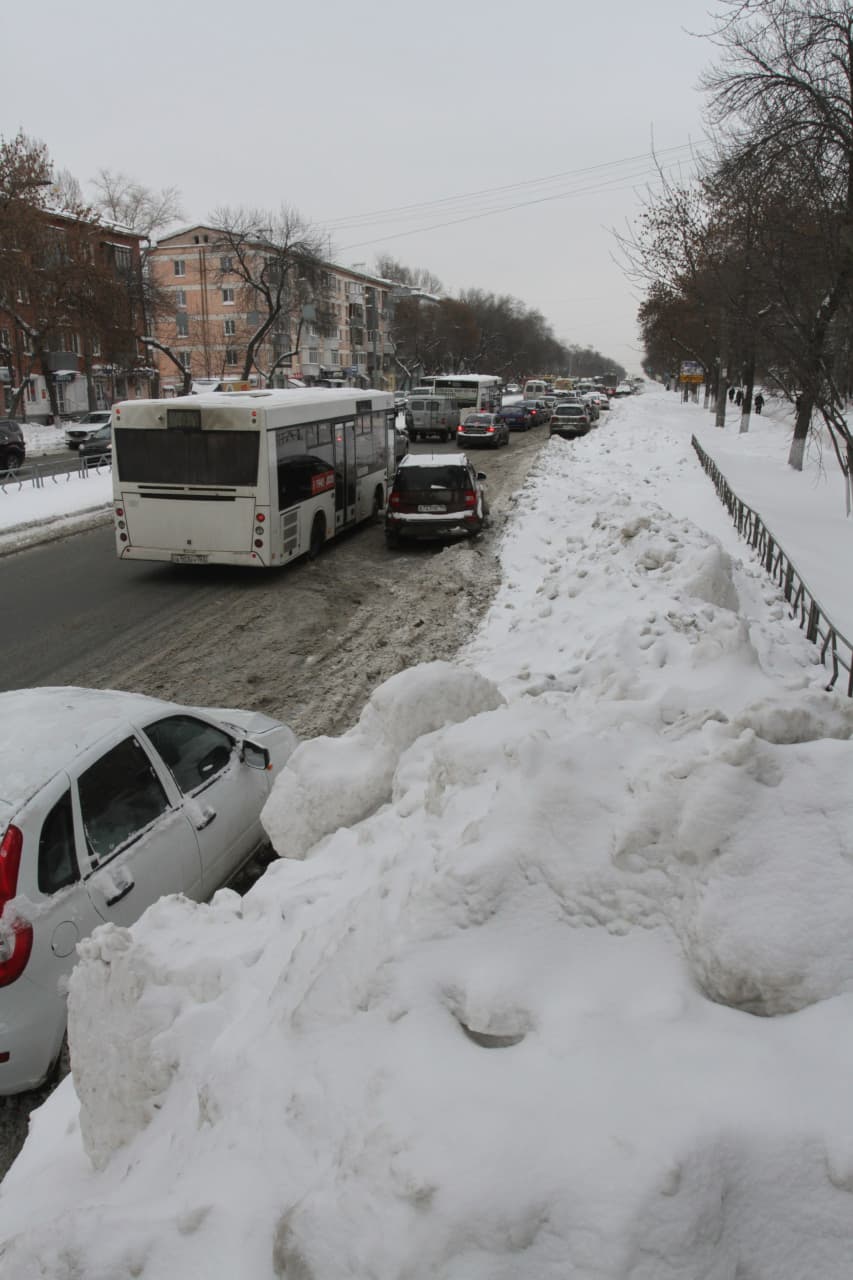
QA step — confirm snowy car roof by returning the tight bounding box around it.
[0,687,191,811]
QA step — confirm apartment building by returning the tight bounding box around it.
[0,210,148,422]
[148,224,399,392]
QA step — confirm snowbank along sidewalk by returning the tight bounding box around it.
[2,388,853,1279]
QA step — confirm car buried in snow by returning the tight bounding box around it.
[0,687,297,1096]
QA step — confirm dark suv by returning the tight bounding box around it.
[0,419,26,470]
[385,453,488,544]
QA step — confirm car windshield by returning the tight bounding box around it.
[82,412,109,423]
[464,414,493,425]
[394,466,470,492]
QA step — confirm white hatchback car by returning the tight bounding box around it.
[0,687,297,1095]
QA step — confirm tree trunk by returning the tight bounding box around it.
[787,393,813,470]
[739,355,755,434]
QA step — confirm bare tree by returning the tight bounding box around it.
[92,170,183,240]
[702,0,853,482]
[375,255,443,295]
[209,205,330,383]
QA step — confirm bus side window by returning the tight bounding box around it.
[278,456,332,508]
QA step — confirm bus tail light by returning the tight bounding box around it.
[0,825,33,988]
[256,512,265,522]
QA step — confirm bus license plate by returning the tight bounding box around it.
[171,552,209,564]
[418,504,444,513]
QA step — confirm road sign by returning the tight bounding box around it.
[679,361,704,384]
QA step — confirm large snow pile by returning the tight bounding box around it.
[2,388,853,1278]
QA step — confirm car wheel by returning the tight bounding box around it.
[1,450,23,471]
[308,512,326,559]
[385,526,403,547]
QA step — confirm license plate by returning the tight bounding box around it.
[417,504,445,513]
[171,552,209,564]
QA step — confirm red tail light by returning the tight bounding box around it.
[0,825,33,987]
[463,490,477,508]
[389,491,401,509]
[486,427,495,433]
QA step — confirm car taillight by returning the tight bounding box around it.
[486,427,495,433]
[0,825,33,987]
[463,490,477,508]
[389,491,401,508]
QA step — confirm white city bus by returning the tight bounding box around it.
[112,388,395,568]
[421,374,502,415]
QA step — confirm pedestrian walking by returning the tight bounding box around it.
[754,392,764,415]
[735,388,743,407]
[728,386,735,403]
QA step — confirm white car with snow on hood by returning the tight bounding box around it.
[0,687,297,1095]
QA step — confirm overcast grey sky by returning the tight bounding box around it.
[3,0,719,374]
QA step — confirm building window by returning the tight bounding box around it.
[330,351,340,366]
[175,288,187,308]
[174,259,186,277]
[69,333,80,354]
[179,350,192,370]
[92,338,101,357]
[308,348,320,365]
[0,327,10,348]
[176,313,189,338]
[220,256,233,272]
[225,348,238,366]
[224,319,236,337]
[114,246,132,274]
[222,287,235,304]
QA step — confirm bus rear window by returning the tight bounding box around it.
[393,465,469,492]
[115,428,260,486]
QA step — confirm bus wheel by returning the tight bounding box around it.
[308,513,326,560]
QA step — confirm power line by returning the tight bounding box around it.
[335,154,705,252]
[320,142,702,233]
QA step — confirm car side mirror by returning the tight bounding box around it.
[477,471,487,480]
[240,739,271,770]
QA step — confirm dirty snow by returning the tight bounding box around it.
[1,387,852,1278]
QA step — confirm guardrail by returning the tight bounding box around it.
[0,452,111,492]
[692,435,853,697]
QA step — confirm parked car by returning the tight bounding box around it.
[504,383,521,395]
[456,412,509,449]
[581,394,601,424]
[77,424,112,464]
[495,403,532,432]
[614,381,634,397]
[519,399,550,427]
[0,419,26,470]
[64,410,111,450]
[549,404,591,438]
[0,687,298,1095]
[385,453,488,544]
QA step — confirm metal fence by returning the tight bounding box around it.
[0,453,111,492]
[692,435,853,697]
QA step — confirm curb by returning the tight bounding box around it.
[0,506,113,559]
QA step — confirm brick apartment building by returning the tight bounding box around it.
[148,224,400,393]
[0,210,150,423]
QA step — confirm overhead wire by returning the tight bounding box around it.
[319,142,702,234]
[330,149,706,252]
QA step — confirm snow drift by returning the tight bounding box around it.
[2,388,852,1279]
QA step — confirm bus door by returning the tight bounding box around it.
[334,420,357,528]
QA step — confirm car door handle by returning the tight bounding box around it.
[196,808,216,830]
[105,879,134,906]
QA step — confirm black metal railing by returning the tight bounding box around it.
[692,435,852,696]
[0,452,111,492]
